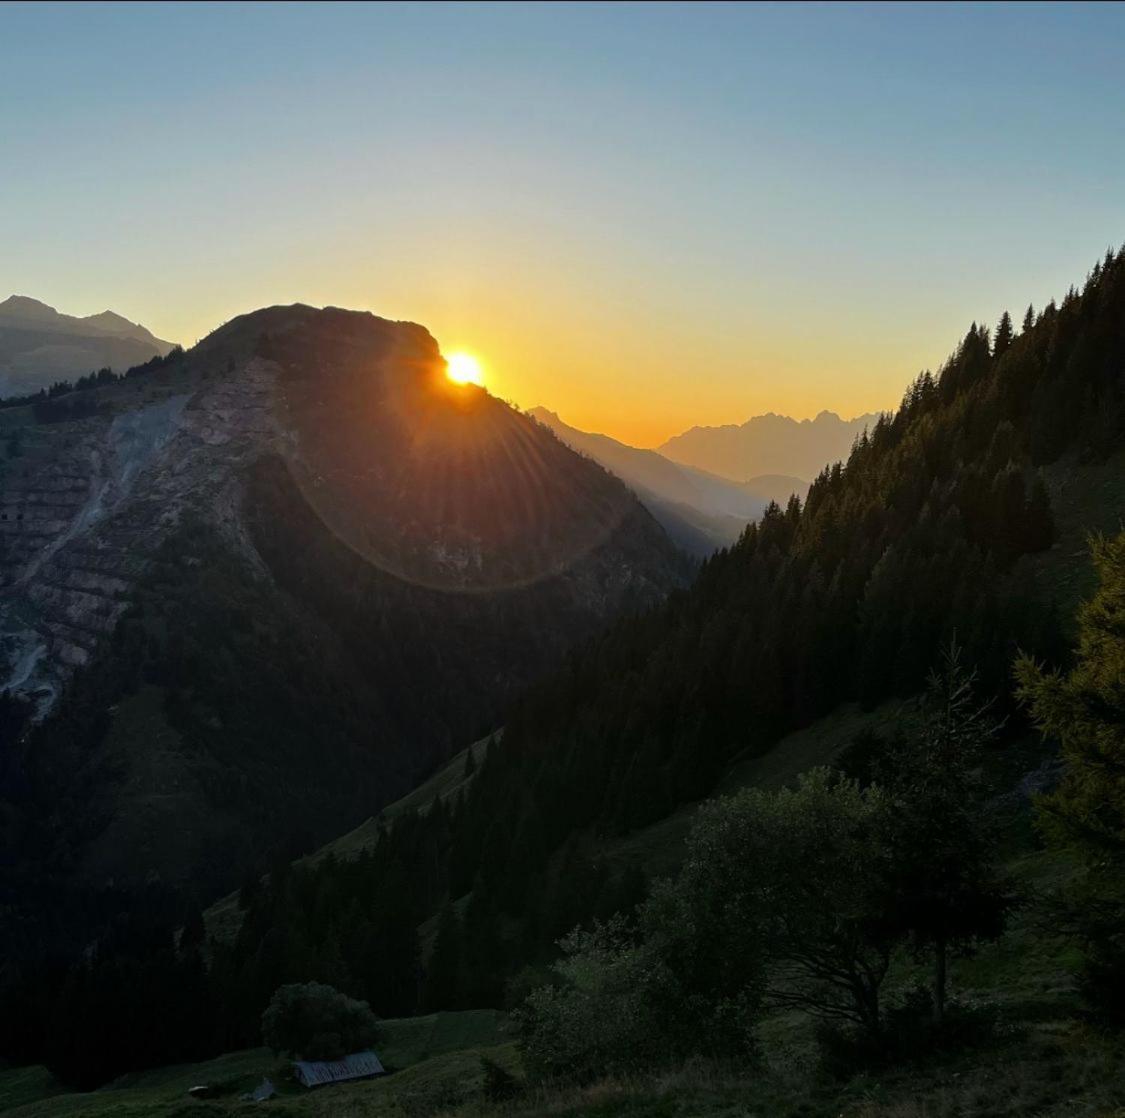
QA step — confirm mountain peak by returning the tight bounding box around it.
[82,309,139,332]
[658,409,883,481]
[191,303,437,375]
[0,295,60,321]
[0,296,175,397]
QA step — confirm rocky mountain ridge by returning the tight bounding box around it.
[658,408,883,481]
[0,296,175,397]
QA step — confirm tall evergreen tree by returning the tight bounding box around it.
[994,310,1014,358]
[877,645,1013,1024]
[423,905,463,1011]
[1024,474,1055,553]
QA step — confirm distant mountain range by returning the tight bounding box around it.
[658,409,883,482]
[529,407,807,555]
[0,295,175,397]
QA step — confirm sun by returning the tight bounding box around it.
[445,351,485,387]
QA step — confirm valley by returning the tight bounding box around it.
[2,254,1125,1115]
[3,253,1125,1116]
[8,6,1125,1115]
[528,406,808,555]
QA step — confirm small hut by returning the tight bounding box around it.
[293,1050,386,1088]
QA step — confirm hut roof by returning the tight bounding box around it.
[293,1050,385,1088]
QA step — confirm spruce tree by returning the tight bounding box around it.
[877,644,1013,1025]
[423,905,463,1011]
[994,310,1014,358]
[1024,474,1055,553]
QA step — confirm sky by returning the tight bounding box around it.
[3,2,1125,447]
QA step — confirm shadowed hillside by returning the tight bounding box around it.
[528,406,804,554]
[193,248,1125,1058]
[6,250,1125,1105]
[0,304,685,957]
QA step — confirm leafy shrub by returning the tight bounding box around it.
[518,919,675,1083]
[261,981,379,1060]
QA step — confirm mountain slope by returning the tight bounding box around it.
[658,408,881,481]
[200,247,1125,1038]
[0,304,685,913]
[528,407,805,554]
[10,252,1125,1095]
[0,296,175,397]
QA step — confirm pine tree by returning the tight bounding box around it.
[181,907,206,950]
[993,310,1014,358]
[992,466,1027,565]
[461,886,505,1007]
[1023,474,1055,553]
[238,873,262,911]
[422,905,462,1011]
[878,643,1013,1025]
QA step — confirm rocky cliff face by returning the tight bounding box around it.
[1,354,276,708]
[0,305,685,898]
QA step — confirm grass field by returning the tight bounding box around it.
[0,1011,515,1117]
[310,734,497,865]
[1022,446,1125,629]
[204,735,495,944]
[602,698,908,880]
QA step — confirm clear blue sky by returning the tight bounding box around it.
[3,1,1124,444]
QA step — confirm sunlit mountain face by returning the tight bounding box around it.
[203,305,653,593]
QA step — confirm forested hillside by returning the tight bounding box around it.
[0,304,685,1002]
[5,248,1125,1099]
[204,250,1122,1033]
